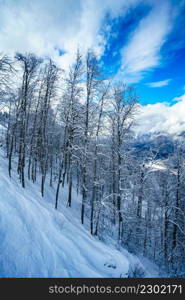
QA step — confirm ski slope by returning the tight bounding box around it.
[0,149,157,278]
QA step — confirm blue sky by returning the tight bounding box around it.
[98,0,185,105]
[0,0,185,116]
[136,45,185,105]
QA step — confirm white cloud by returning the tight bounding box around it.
[135,94,185,135]
[0,0,181,85]
[0,0,141,70]
[173,94,185,102]
[118,0,173,83]
[146,78,171,88]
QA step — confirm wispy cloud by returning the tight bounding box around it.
[118,0,173,83]
[0,0,141,70]
[173,93,185,102]
[0,0,183,85]
[146,78,171,88]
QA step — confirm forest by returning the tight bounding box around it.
[0,51,185,277]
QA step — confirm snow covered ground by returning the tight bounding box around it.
[0,148,159,278]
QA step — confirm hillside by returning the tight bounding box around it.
[0,149,158,278]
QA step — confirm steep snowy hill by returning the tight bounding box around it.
[0,149,158,278]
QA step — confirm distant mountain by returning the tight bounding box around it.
[132,132,175,159]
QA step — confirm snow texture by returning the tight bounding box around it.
[0,149,158,277]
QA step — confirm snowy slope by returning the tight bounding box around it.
[0,150,128,277]
[0,149,157,278]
